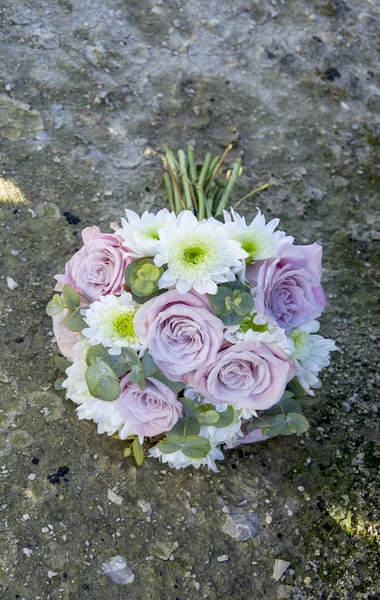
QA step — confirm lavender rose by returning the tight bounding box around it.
[54,226,133,301]
[52,309,81,361]
[114,374,182,437]
[189,341,296,412]
[255,243,325,333]
[133,290,224,382]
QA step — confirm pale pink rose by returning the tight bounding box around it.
[52,309,80,362]
[189,341,296,412]
[54,226,133,301]
[255,243,325,333]
[114,374,182,437]
[231,425,269,447]
[133,290,224,382]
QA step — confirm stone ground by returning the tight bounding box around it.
[0,0,379,598]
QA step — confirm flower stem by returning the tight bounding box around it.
[178,149,194,211]
[232,182,274,211]
[196,152,212,220]
[215,158,242,216]
[205,143,233,196]
[163,172,175,213]
[187,146,197,182]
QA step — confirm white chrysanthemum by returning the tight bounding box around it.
[82,292,145,356]
[149,444,224,472]
[224,313,294,355]
[290,321,337,395]
[224,208,293,265]
[62,339,132,438]
[154,210,248,295]
[200,419,244,449]
[116,208,176,258]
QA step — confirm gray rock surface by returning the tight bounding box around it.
[0,1,379,599]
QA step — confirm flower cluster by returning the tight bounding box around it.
[47,204,336,472]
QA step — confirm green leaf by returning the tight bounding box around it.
[157,435,183,454]
[234,291,254,316]
[256,414,284,429]
[53,356,72,373]
[181,436,211,459]
[141,353,185,393]
[85,358,120,402]
[86,345,129,378]
[46,294,65,316]
[63,284,81,310]
[123,446,132,457]
[125,259,164,297]
[196,409,220,426]
[213,405,234,428]
[151,370,185,393]
[285,412,310,434]
[54,378,65,391]
[179,397,197,415]
[169,415,201,437]
[266,396,302,417]
[286,379,307,399]
[209,286,232,316]
[62,309,87,332]
[141,352,159,377]
[132,438,144,466]
[264,415,288,437]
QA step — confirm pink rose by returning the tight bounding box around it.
[54,226,133,301]
[133,290,224,382]
[114,374,182,437]
[52,309,80,362]
[255,243,326,333]
[190,341,296,412]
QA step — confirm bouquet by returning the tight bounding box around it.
[47,146,336,471]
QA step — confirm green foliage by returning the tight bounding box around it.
[54,378,65,391]
[125,258,164,299]
[209,282,253,325]
[86,345,145,390]
[132,437,144,466]
[63,284,81,310]
[62,310,87,332]
[141,352,185,393]
[53,356,72,373]
[85,357,120,402]
[213,405,234,429]
[157,434,211,459]
[247,392,310,438]
[46,294,65,316]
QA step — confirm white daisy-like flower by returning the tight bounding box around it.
[289,321,337,395]
[200,419,244,449]
[224,312,294,355]
[224,208,294,265]
[154,210,248,295]
[116,208,176,258]
[81,292,145,356]
[149,444,224,472]
[62,339,134,438]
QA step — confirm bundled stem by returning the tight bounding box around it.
[162,145,271,219]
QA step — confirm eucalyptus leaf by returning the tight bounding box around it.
[86,345,129,378]
[266,396,302,417]
[179,397,197,415]
[53,356,72,373]
[62,309,87,332]
[132,438,144,466]
[141,352,158,377]
[196,410,219,426]
[285,412,310,434]
[54,378,65,391]
[168,415,201,437]
[157,435,183,455]
[85,358,120,402]
[152,370,185,393]
[63,284,81,310]
[181,436,211,459]
[234,291,254,316]
[125,259,164,297]
[141,352,185,392]
[263,414,288,437]
[46,294,65,316]
[213,405,234,428]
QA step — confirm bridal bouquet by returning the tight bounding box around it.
[47,146,336,471]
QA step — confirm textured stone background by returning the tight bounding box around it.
[0,1,379,599]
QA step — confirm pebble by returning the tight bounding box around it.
[47,571,58,579]
[138,499,152,514]
[217,554,229,562]
[28,473,36,481]
[6,277,18,291]
[22,548,33,557]
[22,514,30,521]
[304,576,312,585]
[222,513,260,541]
[272,559,291,581]
[102,556,135,585]
[297,486,305,492]
[107,489,123,505]
[265,514,273,524]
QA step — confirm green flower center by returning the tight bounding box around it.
[240,315,268,333]
[289,329,309,359]
[113,312,136,339]
[234,230,270,265]
[141,223,161,240]
[182,244,207,266]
